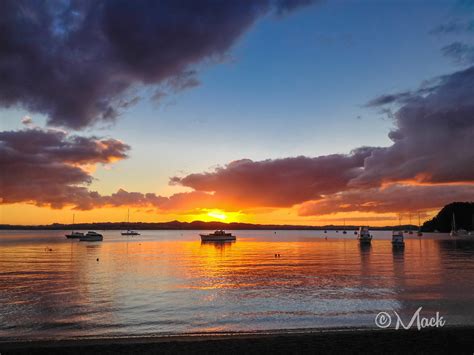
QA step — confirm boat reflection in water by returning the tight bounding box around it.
[201,240,235,251]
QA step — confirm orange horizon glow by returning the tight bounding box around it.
[0,203,437,227]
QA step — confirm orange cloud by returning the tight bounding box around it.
[298,183,474,216]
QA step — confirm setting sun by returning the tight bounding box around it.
[207,210,227,220]
[185,209,244,223]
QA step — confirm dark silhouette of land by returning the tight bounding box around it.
[422,202,474,232]
[2,202,472,232]
[0,220,418,231]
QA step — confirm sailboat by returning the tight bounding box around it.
[408,213,413,234]
[121,209,140,236]
[65,214,84,239]
[417,213,423,237]
[392,215,405,248]
[450,212,468,237]
[342,218,347,234]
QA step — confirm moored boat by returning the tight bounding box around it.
[417,213,423,237]
[79,231,103,242]
[408,213,413,234]
[450,213,468,237]
[391,230,405,248]
[357,226,372,244]
[65,214,83,238]
[200,230,236,242]
[66,231,84,239]
[121,230,140,236]
[121,209,140,236]
[452,229,469,237]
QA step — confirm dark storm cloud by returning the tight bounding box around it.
[0,0,317,129]
[0,127,226,211]
[0,128,129,208]
[353,66,474,188]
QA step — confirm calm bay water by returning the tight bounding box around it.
[1,230,474,340]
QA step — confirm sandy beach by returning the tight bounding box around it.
[2,327,473,354]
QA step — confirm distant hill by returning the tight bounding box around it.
[422,202,474,232]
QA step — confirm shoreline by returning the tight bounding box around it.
[2,326,473,354]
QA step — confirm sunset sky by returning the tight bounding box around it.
[1,0,473,226]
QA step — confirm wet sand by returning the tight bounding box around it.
[1,327,473,354]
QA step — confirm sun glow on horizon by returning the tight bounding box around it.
[207,210,227,220]
[0,203,438,227]
[185,209,245,223]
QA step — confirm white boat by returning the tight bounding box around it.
[452,229,469,237]
[121,209,140,236]
[79,231,103,242]
[450,213,468,237]
[391,230,405,248]
[357,226,372,244]
[200,230,236,242]
[121,230,140,236]
[65,214,84,238]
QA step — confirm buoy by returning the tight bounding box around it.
[96,258,99,261]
